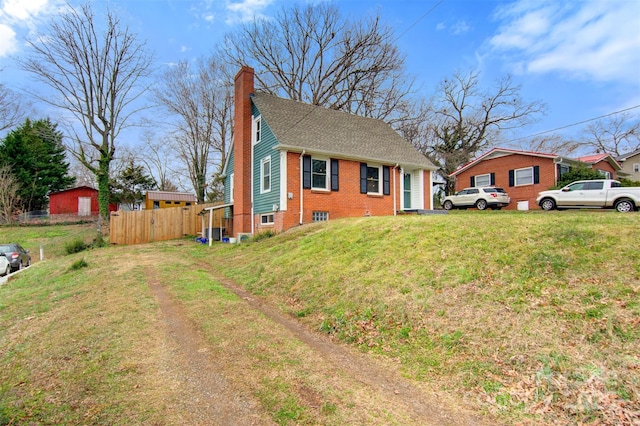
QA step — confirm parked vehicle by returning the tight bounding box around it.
[0,255,10,276]
[536,179,640,212]
[442,187,511,210]
[0,243,31,272]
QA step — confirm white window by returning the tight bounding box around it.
[597,169,612,179]
[474,173,491,187]
[312,211,329,222]
[253,116,261,145]
[367,165,382,194]
[229,173,234,202]
[633,163,639,173]
[312,158,328,190]
[515,167,533,186]
[261,156,271,193]
[261,213,274,225]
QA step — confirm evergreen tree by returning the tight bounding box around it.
[110,159,156,210]
[0,118,75,212]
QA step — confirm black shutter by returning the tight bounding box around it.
[302,155,311,189]
[533,166,540,184]
[360,163,367,194]
[490,173,496,185]
[383,166,390,195]
[508,170,514,187]
[470,176,475,187]
[331,159,339,191]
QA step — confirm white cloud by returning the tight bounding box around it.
[2,0,49,21]
[489,0,640,83]
[225,0,273,24]
[0,0,61,58]
[0,23,17,56]
[450,20,470,35]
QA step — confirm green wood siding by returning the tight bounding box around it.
[252,103,280,213]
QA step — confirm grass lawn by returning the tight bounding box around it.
[0,211,638,425]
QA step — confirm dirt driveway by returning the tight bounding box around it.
[144,262,497,425]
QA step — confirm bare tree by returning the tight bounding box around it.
[19,3,153,219]
[414,70,546,194]
[581,113,640,156]
[154,57,233,202]
[0,82,27,133]
[0,166,19,223]
[135,131,181,192]
[220,2,416,123]
[524,135,581,157]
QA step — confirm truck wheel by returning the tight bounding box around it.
[443,200,453,210]
[476,199,488,210]
[540,198,556,211]
[614,198,634,213]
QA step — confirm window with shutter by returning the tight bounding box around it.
[331,159,339,191]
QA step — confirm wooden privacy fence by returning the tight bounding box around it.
[109,203,225,245]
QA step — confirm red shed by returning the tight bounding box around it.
[49,186,116,216]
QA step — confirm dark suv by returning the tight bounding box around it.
[0,243,31,272]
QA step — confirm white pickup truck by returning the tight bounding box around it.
[536,179,640,212]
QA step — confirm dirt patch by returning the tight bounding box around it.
[147,263,495,425]
[146,267,274,426]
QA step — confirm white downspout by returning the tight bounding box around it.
[393,164,399,216]
[250,135,255,235]
[299,150,306,225]
[208,208,213,247]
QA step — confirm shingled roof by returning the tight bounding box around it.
[251,92,436,170]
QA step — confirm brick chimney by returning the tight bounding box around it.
[233,66,254,236]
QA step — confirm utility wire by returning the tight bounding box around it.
[394,0,444,43]
[512,104,640,142]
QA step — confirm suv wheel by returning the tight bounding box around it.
[443,200,453,210]
[476,199,488,210]
[540,198,556,211]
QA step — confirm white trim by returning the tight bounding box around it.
[366,164,383,195]
[260,156,271,193]
[280,151,287,211]
[260,213,275,225]
[311,157,330,191]
[417,170,425,209]
[514,166,534,186]
[474,173,491,187]
[229,173,234,202]
[252,116,261,145]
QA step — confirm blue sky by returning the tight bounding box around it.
[1,0,639,152]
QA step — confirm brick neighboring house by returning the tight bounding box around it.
[449,148,622,210]
[617,149,640,181]
[575,153,621,180]
[222,66,438,238]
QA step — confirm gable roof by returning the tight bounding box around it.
[251,92,437,170]
[576,153,622,170]
[617,148,640,161]
[146,191,196,202]
[450,148,564,177]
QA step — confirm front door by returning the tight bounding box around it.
[78,197,91,216]
[403,173,411,209]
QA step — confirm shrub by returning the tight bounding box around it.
[65,238,87,254]
[253,230,275,241]
[69,258,88,270]
[553,166,606,189]
[92,232,107,248]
